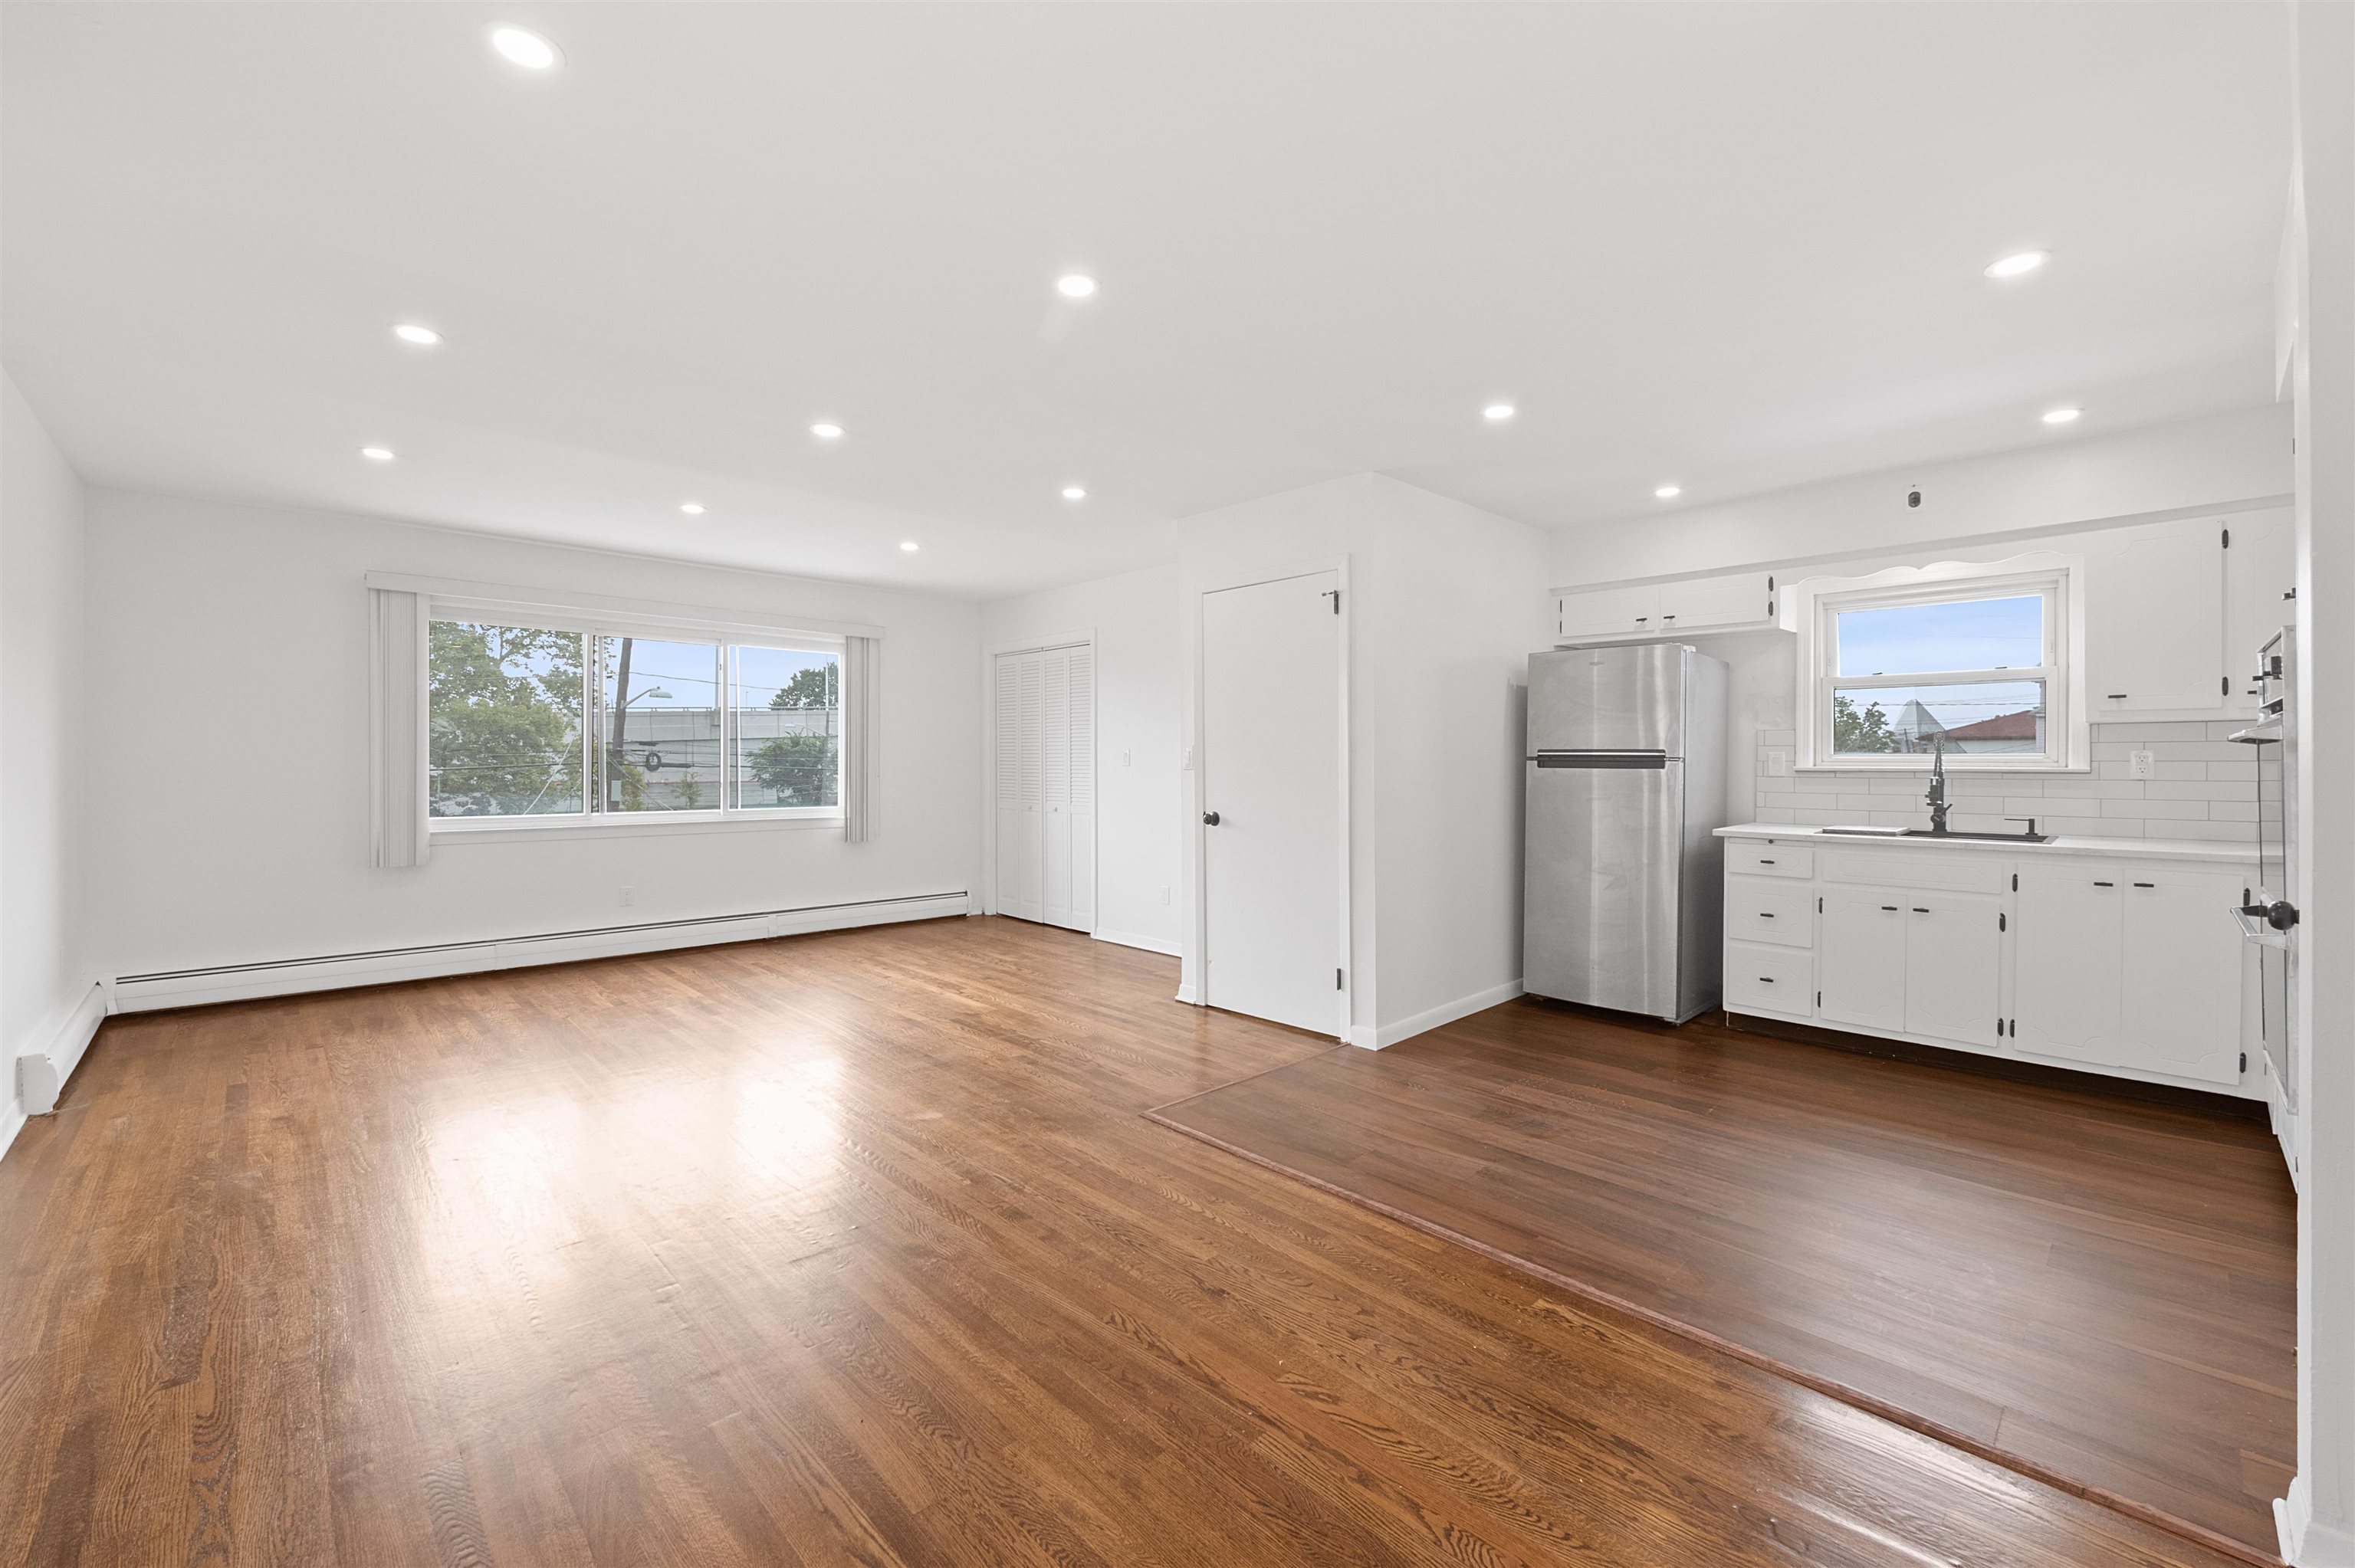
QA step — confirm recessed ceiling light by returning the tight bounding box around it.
[899,541,919,552]
[680,503,705,515]
[1056,274,1098,300]
[1483,403,1516,422]
[1654,484,1681,499]
[360,447,396,461]
[489,25,560,71]
[392,323,442,346]
[1984,250,2050,279]
[2042,407,2082,425]
[810,422,844,440]
[1061,485,1087,500]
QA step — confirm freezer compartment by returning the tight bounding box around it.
[1528,645,1692,754]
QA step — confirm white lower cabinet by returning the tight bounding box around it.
[1903,896,2002,1046]
[1818,889,1907,1032]
[1817,887,2001,1045]
[2015,862,2243,1085]
[1723,836,2252,1096]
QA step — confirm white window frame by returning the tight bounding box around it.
[1787,551,2088,773]
[365,572,875,838]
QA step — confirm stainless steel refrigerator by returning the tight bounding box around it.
[1523,643,1727,1022]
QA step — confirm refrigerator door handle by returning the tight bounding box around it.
[1529,750,1671,769]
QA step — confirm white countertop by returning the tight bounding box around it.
[1716,822,2258,864]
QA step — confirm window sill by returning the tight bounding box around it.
[1792,763,2092,776]
[431,812,844,845]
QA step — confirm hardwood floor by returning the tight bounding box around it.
[0,916,2265,1568]
[1154,994,2296,1562]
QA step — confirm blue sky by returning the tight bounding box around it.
[1836,595,2041,677]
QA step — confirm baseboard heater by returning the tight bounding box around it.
[110,891,971,1013]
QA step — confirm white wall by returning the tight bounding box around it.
[1550,403,2291,589]
[980,563,1183,956]
[1172,473,1550,1047]
[82,489,982,981]
[2,374,90,1143]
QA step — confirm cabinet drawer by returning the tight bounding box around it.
[1728,841,1814,879]
[1725,942,1813,1015]
[1727,879,1813,947]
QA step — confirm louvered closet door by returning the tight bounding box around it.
[994,652,1044,923]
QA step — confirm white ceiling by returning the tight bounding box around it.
[3,2,2291,599]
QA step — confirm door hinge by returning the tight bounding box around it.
[2222,674,2231,697]
[1815,989,1821,1008]
[1817,896,1823,913]
[1999,912,2007,932]
[1322,589,1342,615]
[2012,871,2018,891]
[1336,967,1345,990]
[2240,1051,2248,1074]
[2222,526,2232,549]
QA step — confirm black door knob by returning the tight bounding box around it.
[1202,811,1221,826]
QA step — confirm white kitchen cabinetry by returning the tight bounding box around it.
[2075,509,2294,717]
[2015,863,2242,1085]
[1818,889,1908,1033]
[2082,519,2226,714]
[1552,571,1778,645]
[2225,510,2295,702]
[1721,831,2255,1099]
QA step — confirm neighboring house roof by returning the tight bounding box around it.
[1943,708,2040,740]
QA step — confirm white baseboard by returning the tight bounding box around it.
[110,893,971,1013]
[1174,982,1199,1005]
[1357,979,1524,1051]
[1092,927,1181,958]
[2281,1476,2355,1566]
[2,980,108,1157]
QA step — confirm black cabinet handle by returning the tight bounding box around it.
[2094,881,2113,887]
[1202,811,1221,826]
[1912,907,1930,914]
[1758,976,1775,983]
[1758,858,1775,865]
[2133,881,2154,888]
[1880,905,1899,912]
[1758,912,1775,919]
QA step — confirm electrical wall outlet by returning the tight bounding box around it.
[619,886,635,907]
[1122,748,1132,766]
[2130,750,2155,779]
[1158,886,1171,905]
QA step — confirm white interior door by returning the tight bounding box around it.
[1201,571,1343,1035]
[994,651,1044,923]
[995,643,1094,933]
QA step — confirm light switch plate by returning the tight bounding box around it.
[1762,747,1792,777]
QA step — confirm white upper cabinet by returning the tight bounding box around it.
[1554,572,1776,644]
[2081,518,2225,714]
[2225,510,2295,700]
[1555,583,1659,640]
[1657,572,1777,632]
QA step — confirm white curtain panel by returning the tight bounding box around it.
[843,634,880,843]
[368,586,431,868]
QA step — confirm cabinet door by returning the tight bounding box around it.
[2082,520,2225,713]
[2012,865,2123,1067]
[2120,871,2244,1084]
[2225,511,2295,707]
[1818,887,1908,1034]
[1657,572,1772,633]
[994,652,1045,922]
[1557,585,1661,641]
[1903,894,2003,1047]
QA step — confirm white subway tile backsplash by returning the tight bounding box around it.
[1738,716,2257,841]
[2107,797,2208,820]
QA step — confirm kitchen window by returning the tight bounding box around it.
[1789,556,2085,772]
